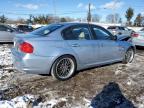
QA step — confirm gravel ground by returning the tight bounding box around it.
[0,44,144,108]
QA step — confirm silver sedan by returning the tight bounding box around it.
[132,28,144,46]
[11,23,135,80]
[0,24,18,42]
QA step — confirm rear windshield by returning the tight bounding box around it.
[107,26,117,29]
[31,24,63,35]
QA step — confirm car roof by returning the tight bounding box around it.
[45,22,105,28]
[54,22,90,26]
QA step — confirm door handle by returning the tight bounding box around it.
[71,44,80,47]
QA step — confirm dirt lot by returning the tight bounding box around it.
[0,44,144,108]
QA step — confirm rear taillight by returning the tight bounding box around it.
[132,33,139,37]
[19,42,33,53]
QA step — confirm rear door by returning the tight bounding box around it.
[91,25,122,63]
[62,24,96,65]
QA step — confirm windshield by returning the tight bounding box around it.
[31,24,63,35]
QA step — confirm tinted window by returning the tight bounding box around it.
[107,26,116,29]
[17,25,33,31]
[0,25,8,31]
[31,24,63,35]
[119,27,125,30]
[62,25,91,40]
[92,26,112,40]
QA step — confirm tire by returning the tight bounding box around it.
[123,48,134,64]
[51,55,76,81]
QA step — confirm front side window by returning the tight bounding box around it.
[92,26,112,40]
[62,25,91,40]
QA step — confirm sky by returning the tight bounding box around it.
[0,0,144,22]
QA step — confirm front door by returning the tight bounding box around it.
[91,25,121,63]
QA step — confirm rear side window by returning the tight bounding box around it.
[62,25,91,40]
[31,24,63,35]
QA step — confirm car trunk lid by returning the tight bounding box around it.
[13,34,40,51]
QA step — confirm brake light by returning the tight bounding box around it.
[132,33,139,37]
[19,42,33,53]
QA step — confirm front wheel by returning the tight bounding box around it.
[123,48,134,64]
[51,55,76,81]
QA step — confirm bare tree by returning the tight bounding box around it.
[32,15,53,24]
[60,17,67,22]
[92,14,101,22]
[106,13,120,23]
[15,18,26,24]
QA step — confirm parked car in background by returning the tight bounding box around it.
[107,26,133,36]
[16,25,33,33]
[0,24,19,42]
[11,23,135,81]
[132,28,144,46]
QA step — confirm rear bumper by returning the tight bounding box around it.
[11,48,55,74]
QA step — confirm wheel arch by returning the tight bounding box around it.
[129,46,136,54]
[50,54,78,75]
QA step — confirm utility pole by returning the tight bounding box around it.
[87,3,92,23]
[53,0,57,23]
[113,0,118,24]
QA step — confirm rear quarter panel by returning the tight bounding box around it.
[23,37,81,69]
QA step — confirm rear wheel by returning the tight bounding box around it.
[51,55,76,81]
[123,48,134,64]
